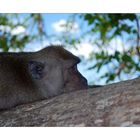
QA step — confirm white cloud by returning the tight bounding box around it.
[69,38,130,59]
[0,25,11,33]
[11,26,25,35]
[52,19,79,33]
[69,42,95,59]
[108,37,130,54]
[0,25,25,35]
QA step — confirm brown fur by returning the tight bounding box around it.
[0,45,87,109]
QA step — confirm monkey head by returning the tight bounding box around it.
[28,46,88,97]
[0,45,88,109]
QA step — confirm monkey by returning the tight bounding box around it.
[0,45,88,110]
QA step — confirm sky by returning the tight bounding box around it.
[43,14,72,34]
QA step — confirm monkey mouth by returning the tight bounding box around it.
[63,67,88,93]
[80,76,88,89]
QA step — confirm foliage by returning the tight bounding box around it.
[0,14,46,52]
[54,14,140,83]
[78,14,140,83]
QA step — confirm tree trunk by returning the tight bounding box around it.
[0,78,140,127]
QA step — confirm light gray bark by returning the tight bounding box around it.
[0,78,140,127]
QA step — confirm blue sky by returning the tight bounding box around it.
[42,14,72,34]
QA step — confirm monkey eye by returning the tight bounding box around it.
[28,61,45,79]
[36,65,44,71]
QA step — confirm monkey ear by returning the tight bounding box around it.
[28,61,45,79]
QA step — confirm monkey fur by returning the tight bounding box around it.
[0,45,88,110]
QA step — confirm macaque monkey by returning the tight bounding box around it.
[0,45,88,110]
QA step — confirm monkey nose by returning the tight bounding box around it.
[82,77,87,84]
[78,74,88,89]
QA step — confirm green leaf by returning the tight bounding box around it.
[122,54,132,62]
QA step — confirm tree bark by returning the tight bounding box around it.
[0,78,140,127]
